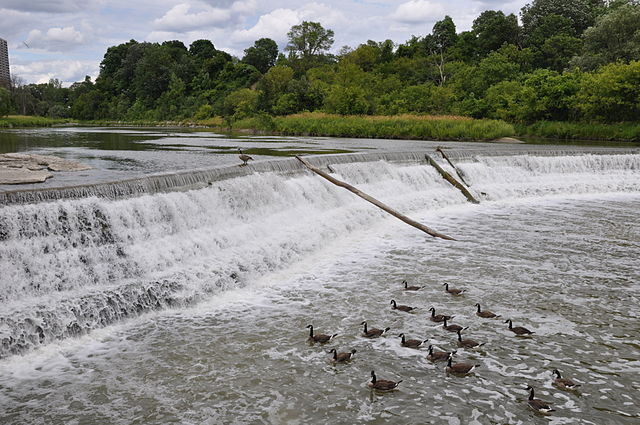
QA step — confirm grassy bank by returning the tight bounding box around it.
[231,113,515,141]
[516,121,640,142]
[0,115,70,128]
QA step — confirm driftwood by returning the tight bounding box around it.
[425,155,480,204]
[295,155,455,241]
[436,147,471,187]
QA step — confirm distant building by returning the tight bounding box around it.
[0,38,10,89]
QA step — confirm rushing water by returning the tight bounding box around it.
[1,151,639,424]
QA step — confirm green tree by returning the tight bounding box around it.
[323,86,370,115]
[286,21,335,59]
[577,60,640,121]
[425,16,458,84]
[242,38,279,74]
[472,11,520,56]
[0,87,11,116]
[521,0,605,38]
[572,2,640,69]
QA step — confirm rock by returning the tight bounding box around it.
[490,137,526,144]
[0,153,90,184]
[0,167,53,184]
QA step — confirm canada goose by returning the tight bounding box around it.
[403,280,423,291]
[368,370,402,391]
[504,319,534,336]
[328,348,356,363]
[390,299,415,312]
[456,329,484,349]
[445,354,479,375]
[442,317,467,333]
[475,303,499,318]
[427,345,454,362]
[443,283,465,295]
[398,333,428,349]
[525,385,555,413]
[238,148,253,166]
[428,307,453,323]
[552,369,580,390]
[360,321,390,338]
[306,324,337,343]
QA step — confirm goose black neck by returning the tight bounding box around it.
[528,387,534,400]
[476,304,481,312]
[308,326,314,337]
[456,330,462,341]
[371,371,377,383]
[430,308,435,317]
[363,322,368,332]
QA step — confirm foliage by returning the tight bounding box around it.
[0,87,11,117]
[572,2,640,69]
[231,112,514,141]
[242,38,279,74]
[6,8,640,139]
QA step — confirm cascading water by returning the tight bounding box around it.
[1,152,638,359]
[1,149,639,425]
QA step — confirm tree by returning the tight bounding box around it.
[577,60,640,122]
[285,21,335,59]
[0,87,11,116]
[572,2,640,69]
[242,38,279,74]
[472,11,520,56]
[520,0,605,40]
[189,39,217,61]
[425,16,458,85]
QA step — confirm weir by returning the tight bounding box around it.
[1,148,639,359]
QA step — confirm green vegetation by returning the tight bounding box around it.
[232,113,514,141]
[0,115,69,128]
[3,0,640,142]
[516,121,640,142]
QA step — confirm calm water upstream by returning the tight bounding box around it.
[0,128,639,424]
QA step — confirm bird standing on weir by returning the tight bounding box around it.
[238,148,253,166]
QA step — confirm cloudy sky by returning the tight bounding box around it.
[1,0,529,86]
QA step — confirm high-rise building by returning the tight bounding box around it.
[0,38,10,89]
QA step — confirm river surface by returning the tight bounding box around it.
[0,128,639,424]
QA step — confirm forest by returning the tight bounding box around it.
[1,0,639,131]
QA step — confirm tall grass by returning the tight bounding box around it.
[0,115,70,128]
[233,112,515,141]
[516,121,640,142]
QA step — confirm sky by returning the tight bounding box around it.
[0,0,529,86]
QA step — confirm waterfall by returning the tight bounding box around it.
[0,150,639,358]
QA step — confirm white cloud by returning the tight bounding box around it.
[153,1,258,33]
[231,8,301,44]
[25,26,87,51]
[391,0,446,24]
[11,60,98,86]
[154,3,231,32]
[0,0,102,13]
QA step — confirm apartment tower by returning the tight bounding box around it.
[0,38,10,89]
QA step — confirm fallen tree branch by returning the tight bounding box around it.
[426,154,480,204]
[436,147,472,187]
[295,155,455,241]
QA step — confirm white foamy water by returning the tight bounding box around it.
[1,153,639,424]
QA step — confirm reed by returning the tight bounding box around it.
[0,115,69,128]
[516,121,640,142]
[233,112,514,141]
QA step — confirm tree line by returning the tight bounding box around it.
[2,0,639,124]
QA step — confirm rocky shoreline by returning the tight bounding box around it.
[0,153,91,184]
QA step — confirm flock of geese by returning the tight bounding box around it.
[305,280,581,415]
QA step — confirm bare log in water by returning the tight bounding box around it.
[295,155,456,241]
[425,154,480,204]
[436,147,472,187]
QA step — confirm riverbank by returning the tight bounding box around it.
[3,113,639,143]
[0,115,70,128]
[516,121,640,142]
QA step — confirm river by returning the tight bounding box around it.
[0,127,639,424]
